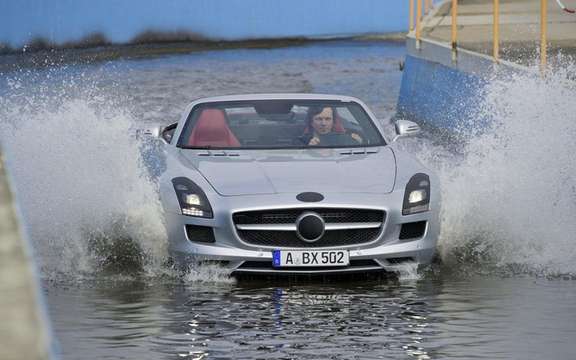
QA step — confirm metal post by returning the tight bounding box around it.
[451,0,458,61]
[416,0,422,49]
[540,0,548,73]
[493,0,500,62]
[409,0,414,32]
[425,0,430,14]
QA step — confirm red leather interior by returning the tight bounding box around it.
[332,118,346,133]
[187,109,240,147]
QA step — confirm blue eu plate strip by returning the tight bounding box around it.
[272,250,281,267]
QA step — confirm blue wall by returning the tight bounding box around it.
[397,55,489,132]
[0,0,408,48]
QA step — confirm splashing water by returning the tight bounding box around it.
[182,263,238,285]
[414,61,576,277]
[4,50,575,283]
[0,70,170,280]
[389,262,422,281]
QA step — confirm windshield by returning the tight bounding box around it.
[177,100,386,149]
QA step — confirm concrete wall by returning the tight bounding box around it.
[0,150,53,360]
[0,0,408,48]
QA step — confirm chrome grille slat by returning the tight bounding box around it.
[237,224,296,231]
[236,222,383,231]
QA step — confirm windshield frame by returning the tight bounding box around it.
[176,99,387,150]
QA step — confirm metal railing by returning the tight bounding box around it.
[409,0,550,73]
[493,0,500,63]
[541,0,548,72]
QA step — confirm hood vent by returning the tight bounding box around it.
[197,151,240,157]
[339,148,379,156]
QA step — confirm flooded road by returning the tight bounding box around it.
[2,41,576,359]
[47,275,576,359]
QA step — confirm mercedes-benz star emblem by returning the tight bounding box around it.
[295,212,325,242]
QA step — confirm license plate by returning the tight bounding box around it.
[272,250,349,267]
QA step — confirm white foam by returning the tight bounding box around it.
[390,262,422,281]
[0,72,242,284]
[409,62,576,277]
[181,264,237,284]
[0,74,168,279]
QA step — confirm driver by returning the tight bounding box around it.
[303,106,362,146]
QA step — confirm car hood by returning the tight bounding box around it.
[178,148,396,196]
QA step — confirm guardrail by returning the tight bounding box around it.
[408,0,551,73]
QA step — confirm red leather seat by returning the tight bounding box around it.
[188,109,240,147]
[332,117,346,133]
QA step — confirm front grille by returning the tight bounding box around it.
[236,228,381,248]
[233,208,385,248]
[234,208,383,225]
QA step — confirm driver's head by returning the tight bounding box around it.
[307,106,334,135]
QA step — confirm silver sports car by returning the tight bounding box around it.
[152,94,440,275]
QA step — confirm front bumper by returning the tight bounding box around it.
[163,191,440,275]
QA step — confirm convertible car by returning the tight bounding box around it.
[152,94,440,275]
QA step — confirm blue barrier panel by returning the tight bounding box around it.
[397,55,490,132]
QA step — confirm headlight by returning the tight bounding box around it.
[402,173,430,215]
[172,177,213,218]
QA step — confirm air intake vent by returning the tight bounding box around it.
[197,151,240,157]
[399,221,427,240]
[186,225,215,243]
[386,257,415,265]
[238,259,380,271]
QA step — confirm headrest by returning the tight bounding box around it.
[188,109,240,147]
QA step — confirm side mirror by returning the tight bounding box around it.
[160,123,177,144]
[137,126,161,138]
[393,120,421,141]
[136,123,177,144]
